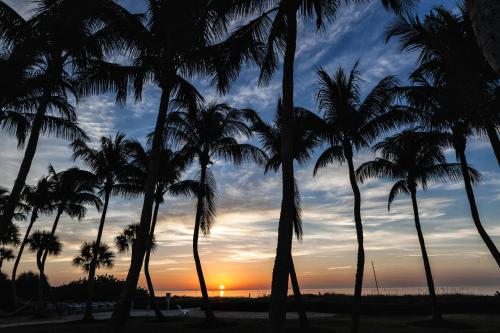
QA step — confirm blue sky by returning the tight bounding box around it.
[2,0,499,292]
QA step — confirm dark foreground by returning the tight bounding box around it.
[3,314,500,333]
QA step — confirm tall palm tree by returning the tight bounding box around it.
[357,130,481,321]
[387,5,500,166]
[388,7,500,267]
[466,0,500,75]
[168,102,266,322]
[0,247,15,273]
[42,166,101,267]
[27,230,62,313]
[73,241,114,274]
[80,3,264,324]
[71,133,137,321]
[248,100,322,328]
[225,1,414,328]
[126,140,197,320]
[11,176,55,306]
[0,0,128,235]
[313,64,403,332]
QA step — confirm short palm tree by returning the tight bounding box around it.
[72,133,136,320]
[168,102,266,322]
[388,7,500,267]
[126,140,197,320]
[313,64,403,332]
[11,176,55,306]
[115,223,156,258]
[27,230,62,313]
[357,130,481,321]
[73,241,114,273]
[0,222,20,273]
[42,166,101,268]
[248,100,322,328]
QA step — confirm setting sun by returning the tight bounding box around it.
[219,285,225,290]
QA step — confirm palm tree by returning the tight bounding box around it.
[466,0,500,75]
[387,6,500,166]
[388,7,500,267]
[42,166,101,268]
[11,176,55,306]
[313,64,403,332]
[73,241,114,274]
[168,102,266,322]
[0,0,128,235]
[80,3,264,324]
[115,223,142,256]
[126,140,197,320]
[27,230,62,313]
[248,100,322,328]
[71,133,137,321]
[357,130,481,321]
[226,1,414,328]
[0,222,20,273]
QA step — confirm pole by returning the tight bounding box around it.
[372,261,380,296]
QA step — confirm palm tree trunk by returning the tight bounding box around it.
[457,147,500,267]
[10,208,38,307]
[41,207,63,267]
[410,189,442,321]
[289,255,308,328]
[485,123,500,167]
[36,251,46,315]
[269,4,299,332]
[346,149,365,333]
[467,0,500,74]
[84,190,110,321]
[193,164,216,323]
[144,198,164,320]
[0,93,49,238]
[112,86,172,329]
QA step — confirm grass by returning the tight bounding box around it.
[2,314,500,333]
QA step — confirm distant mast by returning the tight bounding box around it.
[372,261,380,296]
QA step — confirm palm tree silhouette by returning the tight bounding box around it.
[387,6,500,166]
[228,1,413,328]
[0,222,20,274]
[168,102,266,322]
[11,176,55,306]
[314,64,403,332]
[42,166,101,268]
[82,3,264,324]
[0,0,126,235]
[73,241,114,274]
[115,223,146,256]
[388,7,500,267]
[72,133,137,321]
[27,230,62,314]
[248,100,322,328]
[126,140,197,320]
[357,130,481,321]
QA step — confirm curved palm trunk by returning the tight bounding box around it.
[485,123,500,167]
[1,95,49,238]
[112,87,172,329]
[346,148,364,333]
[289,255,308,328]
[269,5,299,332]
[83,190,110,321]
[410,189,441,321]
[11,208,38,307]
[467,0,500,74]
[457,147,500,267]
[41,207,63,267]
[144,198,164,320]
[193,164,216,323]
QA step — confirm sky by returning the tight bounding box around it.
[1,0,499,293]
